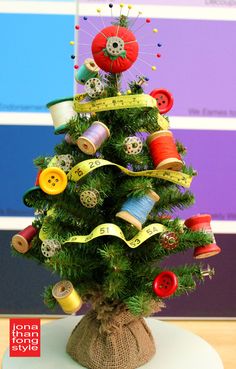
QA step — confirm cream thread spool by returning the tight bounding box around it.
[77,121,110,155]
[147,130,183,171]
[52,280,82,314]
[47,98,78,134]
[116,190,160,230]
[75,58,100,85]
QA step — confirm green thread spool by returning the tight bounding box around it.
[75,58,100,85]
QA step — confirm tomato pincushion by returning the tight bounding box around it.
[92,25,139,73]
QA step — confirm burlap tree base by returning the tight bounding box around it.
[66,309,156,369]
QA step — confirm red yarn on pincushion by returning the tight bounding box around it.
[92,26,139,73]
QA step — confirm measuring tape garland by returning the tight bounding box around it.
[63,222,166,249]
[74,94,157,113]
[68,159,192,188]
[73,93,169,130]
[157,113,169,130]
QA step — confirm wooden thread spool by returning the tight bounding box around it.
[116,190,160,230]
[47,98,77,134]
[75,58,100,85]
[52,280,83,314]
[184,214,221,259]
[77,121,110,155]
[11,225,38,253]
[147,130,183,171]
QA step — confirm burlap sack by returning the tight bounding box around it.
[66,309,156,369]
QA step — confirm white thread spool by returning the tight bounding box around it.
[47,98,78,134]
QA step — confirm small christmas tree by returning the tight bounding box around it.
[11,5,221,369]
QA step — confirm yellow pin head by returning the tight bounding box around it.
[153,28,158,33]
[117,92,122,96]
[127,90,132,95]
[151,66,156,71]
[128,4,132,9]
[120,3,124,8]
[69,41,75,45]
[96,8,101,13]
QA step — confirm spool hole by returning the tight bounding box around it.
[90,62,95,67]
[113,42,119,48]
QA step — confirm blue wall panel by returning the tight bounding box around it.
[0,126,61,216]
[0,13,74,112]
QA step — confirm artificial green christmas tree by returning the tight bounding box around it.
[11,6,221,369]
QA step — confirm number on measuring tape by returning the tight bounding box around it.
[146,228,154,236]
[89,160,102,169]
[100,226,110,235]
[146,225,160,236]
[129,238,141,247]
[74,168,84,177]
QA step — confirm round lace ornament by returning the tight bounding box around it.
[124,136,143,155]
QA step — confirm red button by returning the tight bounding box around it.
[150,89,174,114]
[153,271,178,298]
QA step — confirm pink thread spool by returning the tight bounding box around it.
[184,214,221,259]
[11,225,38,253]
[77,121,110,155]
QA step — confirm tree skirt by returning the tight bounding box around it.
[3,317,224,369]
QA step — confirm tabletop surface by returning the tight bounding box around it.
[1,317,231,369]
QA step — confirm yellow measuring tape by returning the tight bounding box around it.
[74,93,169,130]
[68,158,192,188]
[63,222,166,249]
[74,94,157,113]
[158,113,169,130]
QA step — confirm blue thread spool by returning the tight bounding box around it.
[75,58,100,85]
[116,190,160,230]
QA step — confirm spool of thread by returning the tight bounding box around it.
[116,190,160,230]
[35,170,42,186]
[65,133,75,145]
[77,121,110,155]
[52,280,83,314]
[147,130,183,171]
[47,98,77,134]
[11,225,38,253]
[75,58,100,85]
[184,214,221,259]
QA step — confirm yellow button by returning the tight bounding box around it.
[39,167,67,195]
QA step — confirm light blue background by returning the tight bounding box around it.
[0,13,74,112]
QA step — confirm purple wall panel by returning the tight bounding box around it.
[77,17,236,119]
[172,129,236,220]
[76,16,236,220]
[158,233,236,317]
